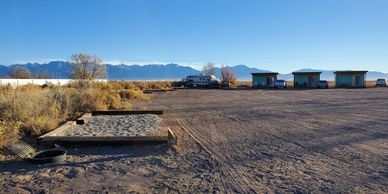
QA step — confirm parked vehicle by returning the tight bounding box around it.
[317,80,329,89]
[185,74,219,88]
[210,80,220,88]
[275,80,287,88]
[376,79,387,87]
[221,81,230,88]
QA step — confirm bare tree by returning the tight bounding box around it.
[220,65,237,84]
[69,53,107,87]
[34,70,50,79]
[9,67,32,79]
[202,63,216,76]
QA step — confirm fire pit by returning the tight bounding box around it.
[28,149,67,164]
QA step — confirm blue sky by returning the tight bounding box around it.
[0,0,388,73]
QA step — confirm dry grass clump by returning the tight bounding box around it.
[102,81,173,90]
[234,81,252,88]
[0,85,71,137]
[0,121,21,147]
[132,81,172,90]
[0,82,150,143]
[119,89,150,101]
[71,87,131,111]
[366,81,376,88]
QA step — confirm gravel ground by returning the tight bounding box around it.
[64,114,162,136]
[1,88,387,193]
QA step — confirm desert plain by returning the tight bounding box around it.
[1,88,387,193]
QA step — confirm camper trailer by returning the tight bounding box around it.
[185,74,219,88]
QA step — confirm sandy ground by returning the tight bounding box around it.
[1,88,388,193]
[64,114,162,136]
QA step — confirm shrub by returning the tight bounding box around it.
[105,81,173,90]
[0,121,20,147]
[119,89,150,101]
[0,85,72,136]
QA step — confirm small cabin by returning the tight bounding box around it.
[251,72,278,88]
[334,71,368,88]
[292,72,321,88]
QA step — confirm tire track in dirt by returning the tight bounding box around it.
[211,117,268,192]
[222,113,354,163]
[177,116,267,193]
[176,117,235,193]
[220,110,388,185]
[206,114,269,193]
[204,116,263,194]
[184,118,258,193]
[160,114,221,193]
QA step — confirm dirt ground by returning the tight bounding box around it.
[1,88,388,193]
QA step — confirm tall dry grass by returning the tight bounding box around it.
[366,81,376,88]
[234,81,253,88]
[104,81,173,90]
[0,82,151,146]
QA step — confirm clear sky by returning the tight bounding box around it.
[0,0,388,73]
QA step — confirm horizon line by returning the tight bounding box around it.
[0,60,386,74]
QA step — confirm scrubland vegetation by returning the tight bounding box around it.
[366,80,377,88]
[234,81,253,88]
[0,52,181,146]
[108,81,174,90]
[0,82,156,146]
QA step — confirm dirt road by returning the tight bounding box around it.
[1,88,387,193]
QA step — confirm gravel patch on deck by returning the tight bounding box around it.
[64,114,162,136]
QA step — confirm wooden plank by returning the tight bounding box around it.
[38,121,76,138]
[168,128,177,146]
[92,110,163,115]
[38,135,168,147]
[143,89,174,93]
[76,113,92,125]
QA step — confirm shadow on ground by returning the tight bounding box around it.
[0,144,169,173]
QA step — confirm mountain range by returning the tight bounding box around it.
[0,61,387,81]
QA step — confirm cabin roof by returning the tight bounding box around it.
[251,72,279,76]
[292,72,322,75]
[334,71,368,74]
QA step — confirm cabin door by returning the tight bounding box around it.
[308,76,316,85]
[266,77,273,86]
[354,75,361,86]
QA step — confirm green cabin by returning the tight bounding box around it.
[334,71,368,88]
[251,72,278,88]
[292,72,321,88]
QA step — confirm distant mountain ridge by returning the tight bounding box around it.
[0,61,387,81]
[0,61,269,80]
